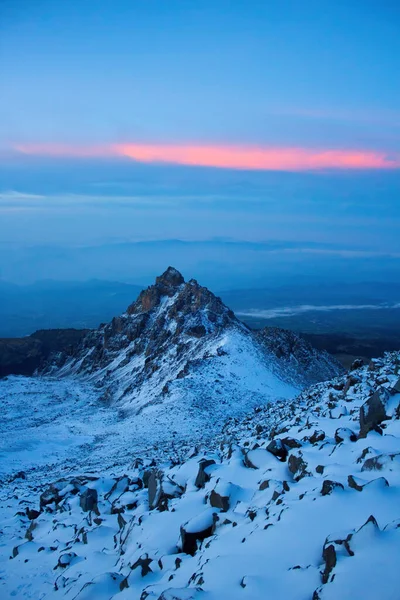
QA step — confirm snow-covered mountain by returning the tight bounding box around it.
[45,266,342,415]
[1,348,400,599]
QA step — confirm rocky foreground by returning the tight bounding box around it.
[1,351,400,599]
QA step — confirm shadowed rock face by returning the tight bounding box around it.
[0,329,88,377]
[256,326,344,385]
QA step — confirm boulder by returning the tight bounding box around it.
[359,387,390,438]
[281,436,302,449]
[147,469,183,511]
[288,451,310,481]
[334,427,357,443]
[266,439,288,462]
[343,374,361,394]
[80,488,98,513]
[57,552,77,568]
[180,509,217,555]
[26,507,41,520]
[350,358,364,371]
[321,543,336,584]
[361,452,400,471]
[309,430,325,445]
[132,554,153,576]
[209,482,240,512]
[390,377,400,394]
[243,448,271,469]
[321,480,344,496]
[194,459,215,488]
[39,484,61,510]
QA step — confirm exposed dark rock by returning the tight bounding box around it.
[359,388,390,438]
[180,512,217,555]
[348,475,364,491]
[256,327,344,386]
[281,437,302,449]
[79,488,98,513]
[321,543,336,584]
[335,427,357,443]
[147,470,183,511]
[321,480,344,496]
[39,485,61,510]
[350,358,364,371]
[57,552,77,568]
[194,459,215,488]
[288,451,310,481]
[132,554,153,577]
[26,507,41,520]
[266,439,288,462]
[343,374,361,394]
[309,430,325,445]
[361,452,400,471]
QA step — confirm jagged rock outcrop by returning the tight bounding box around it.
[256,326,344,385]
[42,268,343,421]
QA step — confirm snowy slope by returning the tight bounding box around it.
[0,268,342,487]
[1,352,400,599]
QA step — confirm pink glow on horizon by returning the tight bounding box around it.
[14,142,400,171]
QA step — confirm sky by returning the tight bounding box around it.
[0,0,400,285]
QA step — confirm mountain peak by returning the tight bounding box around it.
[155,266,185,288]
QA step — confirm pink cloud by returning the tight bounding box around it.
[13,142,400,171]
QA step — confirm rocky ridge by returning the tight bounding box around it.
[45,267,342,415]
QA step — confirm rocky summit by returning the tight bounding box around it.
[45,267,342,414]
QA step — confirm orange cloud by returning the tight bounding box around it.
[14,142,400,171]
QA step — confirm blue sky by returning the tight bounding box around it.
[0,1,399,284]
[2,0,400,149]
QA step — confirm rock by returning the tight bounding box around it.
[359,387,390,438]
[243,448,271,469]
[321,543,336,584]
[26,507,41,520]
[348,475,364,491]
[309,430,325,445]
[79,488,98,513]
[321,480,344,496]
[288,451,310,481]
[132,554,153,576]
[57,552,77,568]
[343,374,361,394]
[147,470,162,509]
[266,439,288,462]
[281,436,302,449]
[39,484,61,510]
[334,427,357,443]
[194,459,216,488]
[350,358,364,370]
[180,509,217,555]
[147,469,183,511]
[209,482,239,512]
[361,452,400,471]
[210,489,229,512]
[25,521,37,541]
[315,465,325,474]
[390,377,400,394]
